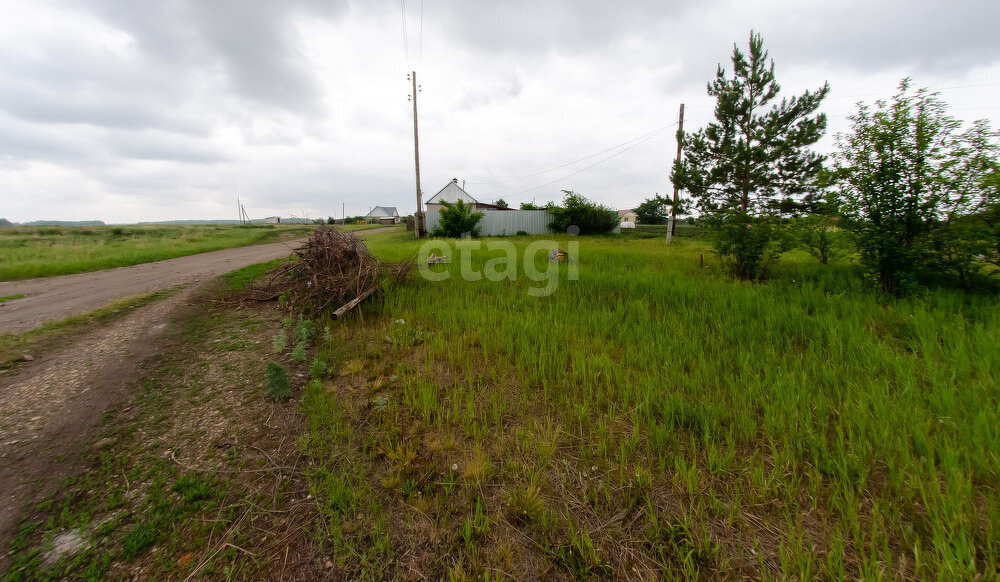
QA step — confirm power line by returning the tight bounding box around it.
[468,123,677,185]
[502,123,678,199]
[399,0,409,67]
[419,0,424,67]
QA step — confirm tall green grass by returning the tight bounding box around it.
[0,224,313,280]
[307,229,1000,579]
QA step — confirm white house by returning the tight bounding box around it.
[365,206,401,224]
[426,179,513,212]
[619,209,638,228]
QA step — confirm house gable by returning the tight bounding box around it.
[426,180,478,206]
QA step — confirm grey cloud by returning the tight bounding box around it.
[426,0,690,56]
[0,113,105,163]
[84,0,351,114]
[452,68,523,112]
[0,78,202,134]
[0,21,205,134]
[765,0,1000,76]
[109,131,231,164]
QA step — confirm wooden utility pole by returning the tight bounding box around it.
[670,103,685,237]
[410,71,425,237]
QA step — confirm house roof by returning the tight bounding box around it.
[365,206,399,218]
[475,202,515,211]
[619,209,637,217]
[426,179,478,205]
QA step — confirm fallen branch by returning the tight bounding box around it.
[332,286,378,320]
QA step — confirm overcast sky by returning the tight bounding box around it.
[2,0,999,223]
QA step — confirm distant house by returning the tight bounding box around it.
[264,216,281,224]
[426,179,515,212]
[365,206,401,224]
[619,209,638,228]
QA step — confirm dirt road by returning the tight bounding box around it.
[0,289,200,561]
[0,227,398,566]
[0,239,309,335]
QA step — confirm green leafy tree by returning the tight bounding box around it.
[792,191,846,265]
[983,170,1000,270]
[634,194,670,224]
[547,190,618,235]
[671,31,829,279]
[430,199,485,238]
[494,199,509,209]
[834,79,1000,293]
[928,120,1000,286]
[519,201,540,210]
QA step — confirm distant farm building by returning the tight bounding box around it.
[264,216,281,224]
[365,206,401,224]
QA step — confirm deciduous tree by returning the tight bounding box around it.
[547,190,618,235]
[634,194,670,225]
[834,79,1000,293]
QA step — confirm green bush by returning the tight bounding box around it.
[430,199,484,238]
[703,212,791,280]
[547,190,618,235]
[265,362,292,401]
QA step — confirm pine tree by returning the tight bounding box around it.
[672,31,829,278]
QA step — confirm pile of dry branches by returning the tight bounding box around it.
[246,227,411,317]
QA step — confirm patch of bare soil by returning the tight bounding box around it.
[103,299,325,580]
[0,286,201,563]
[0,285,328,579]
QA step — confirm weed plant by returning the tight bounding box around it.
[265,362,291,401]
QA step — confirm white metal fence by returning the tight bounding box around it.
[424,209,552,236]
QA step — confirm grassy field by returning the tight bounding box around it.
[4,227,997,580]
[295,229,999,580]
[0,224,315,280]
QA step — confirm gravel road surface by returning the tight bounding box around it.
[0,239,307,334]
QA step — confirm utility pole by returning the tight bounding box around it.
[409,71,424,237]
[670,103,685,237]
[238,197,242,224]
[343,202,345,223]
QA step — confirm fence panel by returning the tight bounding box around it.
[424,209,552,236]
